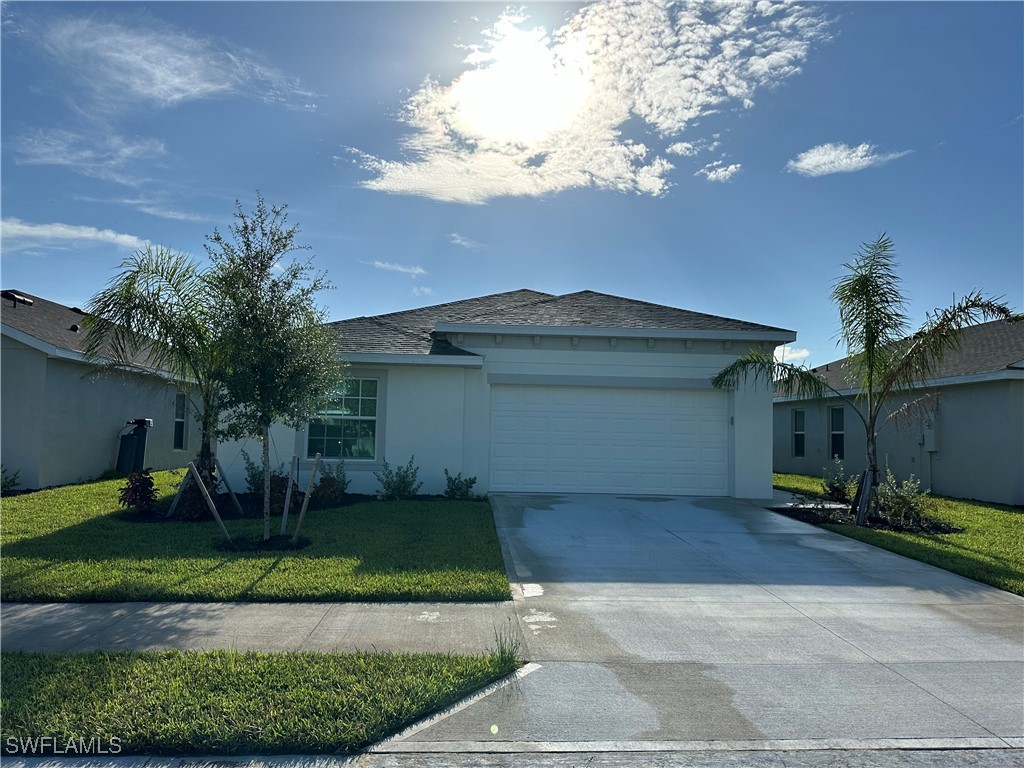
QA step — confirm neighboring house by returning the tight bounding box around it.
[217,289,794,498]
[773,320,1024,506]
[1,290,201,489]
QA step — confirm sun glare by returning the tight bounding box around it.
[449,21,590,147]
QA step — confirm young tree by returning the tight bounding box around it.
[206,194,345,540]
[84,246,224,476]
[712,234,1014,525]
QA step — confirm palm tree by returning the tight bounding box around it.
[83,245,224,476]
[713,234,1014,524]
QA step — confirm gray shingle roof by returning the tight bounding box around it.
[330,289,792,355]
[807,319,1024,390]
[329,289,552,355]
[1,290,92,354]
[452,290,791,333]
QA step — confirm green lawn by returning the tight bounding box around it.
[773,472,1024,596]
[1,648,518,755]
[1,471,511,602]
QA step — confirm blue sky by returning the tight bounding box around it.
[2,1,1021,367]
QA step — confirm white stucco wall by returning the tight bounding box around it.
[215,365,475,495]
[1,334,202,489]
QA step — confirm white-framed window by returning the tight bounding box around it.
[308,378,378,459]
[829,406,845,460]
[792,409,805,458]
[173,393,189,451]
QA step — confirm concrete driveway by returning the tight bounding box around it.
[377,494,1024,754]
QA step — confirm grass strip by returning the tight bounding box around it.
[1,471,511,602]
[773,473,1024,596]
[1,648,519,755]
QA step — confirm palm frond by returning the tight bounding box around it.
[830,233,909,393]
[882,393,936,431]
[879,291,1013,395]
[82,246,213,386]
[712,349,831,399]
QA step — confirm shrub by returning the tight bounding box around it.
[375,456,423,500]
[876,469,931,528]
[119,469,157,514]
[444,469,477,500]
[821,456,857,503]
[1,464,21,495]
[240,450,292,514]
[315,460,350,509]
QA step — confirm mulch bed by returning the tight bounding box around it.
[772,502,963,534]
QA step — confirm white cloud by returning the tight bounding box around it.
[695,160,742,182]
[775,345,811,363]
[412,286,434,297]
[450,232,482,250]
[15,130,165,186]
[75,195,212,222]
[352,1,828,203]
[371,260,427,278]
[666,142,697,157]
[39,16,316,113]
[1,218,147,253]
[786,142,911,177]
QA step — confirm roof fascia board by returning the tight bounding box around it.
[3,326,176,381]
[773,368,1024,402]
[2,325,62,357]
[341,353,483,367]
[434,322,796,343]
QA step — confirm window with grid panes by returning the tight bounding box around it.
[307,379,378,459]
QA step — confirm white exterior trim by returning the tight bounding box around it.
[340,352,483,367]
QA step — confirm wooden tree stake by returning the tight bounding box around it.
[215,457,245,518]
[166,471,193,518]
[290,453,321,545]
[188,461,231,542]
[280,455,299,535]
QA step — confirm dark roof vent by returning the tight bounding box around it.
[69,324,81,333]
[1,290,34,307]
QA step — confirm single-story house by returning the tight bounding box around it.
[217,289,795,498]
[1,289,201,489]
[773,319,1024,506]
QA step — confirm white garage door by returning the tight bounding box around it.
[490,384,729,495]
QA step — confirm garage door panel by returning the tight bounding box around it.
[490,384,729,496]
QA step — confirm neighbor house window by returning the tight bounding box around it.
[829,406,845,460]
[792,409,805,458]
[308,379,378,459]
[173,393,189,451]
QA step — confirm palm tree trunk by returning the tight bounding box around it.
[857,431,880,525]
[199,432,213,476]
[262,424,271,541]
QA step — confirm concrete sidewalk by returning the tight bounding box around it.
[0,601,516,655]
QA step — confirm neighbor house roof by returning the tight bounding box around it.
[329,289,794,356]
[792,319,1024,396]
[1,289,161,369]
[1,289,93,355]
